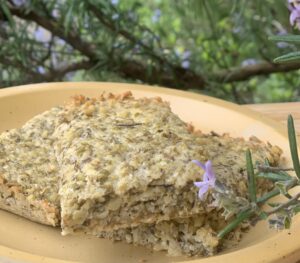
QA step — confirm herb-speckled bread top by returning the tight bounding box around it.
[55,92,207,193]
[54,92,209,233]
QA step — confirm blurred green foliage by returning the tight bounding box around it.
[0,0,299,104]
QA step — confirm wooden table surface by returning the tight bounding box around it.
[245,102,300,139]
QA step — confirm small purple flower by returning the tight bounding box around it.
[34,27,51,42]
[241,58,257,67]
[56,37,66,46]
[192,160,216,200]
[277,41,290,49]
[152,9,161,23]
[132,44,141,54]
[36,66,46,74]
[65,72,75,80]
[181,50,191,69]
[276,30,290,49]
[51,8,59,18]
[290,8,300,29]
[289,0,300,29]
[289,0,300,10]
[11,0,26,6]
[111,0,119,5]
[112,13,119,20]
[232,26,242,34]
[182,50,191,60]
[181,60,190,69]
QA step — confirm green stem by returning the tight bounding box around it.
[264,192,300,217]
[257,178,298,204]
[246,149,257,203]
[217,209,253,239]
[288,115,300,179]
[257,188,280,204]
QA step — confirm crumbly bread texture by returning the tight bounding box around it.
[99,215,221,257]
[0,91,283,257]
[54,93,209,234]
[98,132,282,256]
[0,107,64,226]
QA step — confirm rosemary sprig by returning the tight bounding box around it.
[217,114,300,239]
[217,173,299,238]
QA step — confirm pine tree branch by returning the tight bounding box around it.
[0,58,93,85]
[214,61,300,83]
[43,60,93,81]
[0,57,42,79]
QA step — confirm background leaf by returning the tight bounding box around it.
[274,51,300,63]
[288,115,300,178]
[269,35,300,43]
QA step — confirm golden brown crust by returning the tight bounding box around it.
[67,91,170,112]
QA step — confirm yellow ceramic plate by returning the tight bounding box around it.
[0,82,299,263]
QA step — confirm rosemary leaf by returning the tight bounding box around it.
[273,51,300,63]
[269,34,300,42]
[288,115,300,179]
[0,1,15,28]
[217,209,253,239]
[284,216,292,229]
[257,172,292,182]
[275,181,289,195]
[267,202,281,208]
[292,204,300,214]
[258,188,280,204]
[246,149,257,203]
[259,211,268,220]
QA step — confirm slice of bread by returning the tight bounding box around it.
[55,93,281,236]
[54,93,209,235]
[0,106,64,226]
[98,133,282,256]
